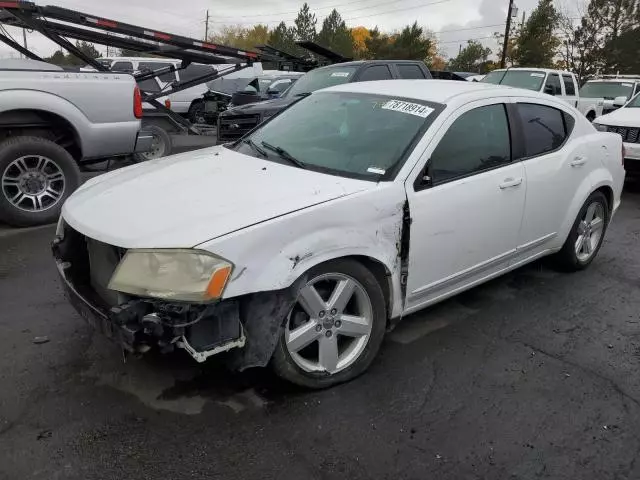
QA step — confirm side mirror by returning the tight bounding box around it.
[544,85,556,95]
[267,88,279,95]
[613,96,628,107]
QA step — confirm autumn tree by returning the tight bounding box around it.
[209,24,270,52]
[514,0,561,67]
[317,9,354,58]
[351,26,370,59]
[448,40,492,72]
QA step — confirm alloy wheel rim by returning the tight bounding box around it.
[575,201,605,262]
[1,155,65,212]
[285,273,374,374]
[140,134,165,160]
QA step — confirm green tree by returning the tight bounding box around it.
[45,50,66,66]
[390,22,433,62]
[317,9,354,58]
[604,27,640,73]
[515,0,561,67]
[448,40,492,72]
[45,41,101,66]
[294,2,317,41]
[209,24,270,52]
[268,21,298,54]
[364,27,393,59]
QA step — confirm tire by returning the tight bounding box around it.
[188,101,206,125]
[554,191,609,271]
[271,259,387,389]
[0,136,80,227]
[138,125,172,161]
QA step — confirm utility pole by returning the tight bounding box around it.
[204,10,209,41]
[500,0,514,69]
[459,44,462,55]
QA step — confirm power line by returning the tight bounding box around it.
[435,23,505,34]
[439,35,495,44]
[208,0,454,24]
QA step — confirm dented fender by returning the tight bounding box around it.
[197,183,408,319]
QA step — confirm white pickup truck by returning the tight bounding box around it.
[577,76,640,121]
[0,59,151,227]
[482,68,580,108]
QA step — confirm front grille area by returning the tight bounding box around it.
[607,125,640,143]
[217,113,261,142]
[57,224,125,310]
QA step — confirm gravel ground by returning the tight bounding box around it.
[1,182,640,480]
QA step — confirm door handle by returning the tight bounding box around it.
[499,177,523,189]
[571,156,587,167]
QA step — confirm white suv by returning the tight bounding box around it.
[482,68,579,108]
[594,92,640,175]
[578,76,640,122]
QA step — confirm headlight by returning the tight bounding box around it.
[593,123,608,132]
[108,249,233,302]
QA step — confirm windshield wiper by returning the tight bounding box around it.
[242,138,268,157]
[294,92,311,98]
[261,141,307,169]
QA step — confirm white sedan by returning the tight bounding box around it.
[54,80,625,389]
[594,93,640,176]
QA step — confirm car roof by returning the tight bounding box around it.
[323,79,514,104]
[315,60,425,70]
[490,67,573,74]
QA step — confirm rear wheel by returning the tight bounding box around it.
[0,136,80,227]
[555,191,609,271]
[271,259,387,389]
[138,125,172,161]
[188,101,206,125]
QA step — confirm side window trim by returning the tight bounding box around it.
[413,102,514,192]
[511,101,575,161]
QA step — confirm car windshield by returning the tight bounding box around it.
[579,81,634,100]
[229,91,442,181]
[482,70,546,91]
[627,93,640,108]
[284,66,358,97]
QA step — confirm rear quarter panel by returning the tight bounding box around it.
[0,70,140,158]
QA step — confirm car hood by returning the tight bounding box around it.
[596,107,640,127]
[62,146,372,249]
[222,96,296,116]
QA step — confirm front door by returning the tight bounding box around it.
[404,101,526,314]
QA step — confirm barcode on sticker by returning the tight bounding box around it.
[382,100,434,118]
[367,167,386,175]
[331,72,351,77]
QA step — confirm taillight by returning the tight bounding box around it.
[164,99,171,109]
[133,86,143,119]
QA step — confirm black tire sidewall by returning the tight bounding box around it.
[557,191,609,270]
[271,259,387,389]
[0,136,80,227]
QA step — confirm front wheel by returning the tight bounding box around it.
[554,191,609,271]
[271,259,387,389]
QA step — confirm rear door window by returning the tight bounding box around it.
[139,62,176,83]
[397,64,426,79]
[516,103,568,158]
[179,64,215,82]
[358,65,393,81]
[562,75,576,95]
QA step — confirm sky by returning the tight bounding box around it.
[0,0,587,60]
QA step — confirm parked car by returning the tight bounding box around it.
[482,68,579,107]
[217,60,433,143]
[577,76,640,122]
[0,58,151,227]
[54,80,624,389]
[594,92,640,175]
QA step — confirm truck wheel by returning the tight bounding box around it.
[138,125,172,161]
[188,101,206,125]
[0,136,80,227]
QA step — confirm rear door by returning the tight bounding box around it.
[512,101,586,261]
[544,73,563,98]
[394,63,428,79]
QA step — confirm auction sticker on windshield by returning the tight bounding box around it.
[382,100,434,118]
[331,72,351,77]
[531,73,545,77]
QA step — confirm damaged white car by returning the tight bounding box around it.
[54,80,625,388]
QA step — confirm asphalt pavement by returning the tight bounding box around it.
[2,182,640,480]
